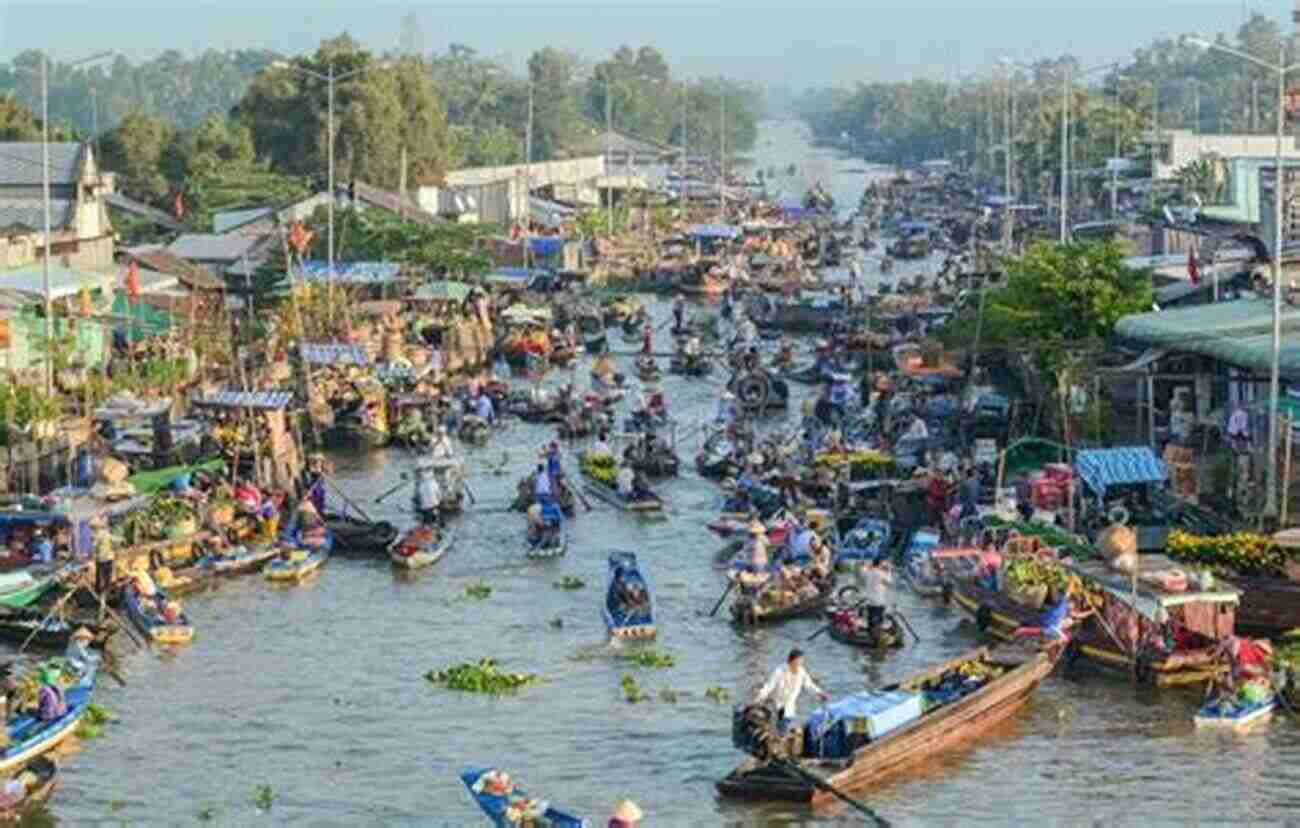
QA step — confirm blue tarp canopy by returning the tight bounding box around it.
[193,390,295,410]
[485,267,549,287]
[1074,447,1167,501]
[686,223,741,240]
[529,237,564,257]
[299,260,402,284]
[299,342,370,366]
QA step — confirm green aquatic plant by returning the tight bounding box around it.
[252,784,275,811]
[464,581,492,600]
[617,649,676,669]
[426,658,540,695]
[658,688,679,703]
[552,576,586,590]
[621,674,646,703]
[704,686,731,703]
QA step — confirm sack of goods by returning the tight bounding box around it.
[1097,523,1138,573]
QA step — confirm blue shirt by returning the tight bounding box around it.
[475,395,495,421]
[30,539,53,564]
[547,452,562,478]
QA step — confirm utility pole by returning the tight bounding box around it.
[719,90,726,221]
[525,81,533,270]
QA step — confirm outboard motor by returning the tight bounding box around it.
[732,703,784,759]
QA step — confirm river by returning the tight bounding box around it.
[51,119,1300,827]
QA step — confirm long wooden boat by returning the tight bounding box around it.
[603,552,656,639]
[0,573,57,611]
[716,645,1055,804]
[668,355,713,376]
[0,610,113,651]
[0,664,96,774]
[264,547,328,582]
[122,582,194,645]
[389,525,452,570]
[580,473,664,513]
[832,518,892,573]
[324,511,399,556]
[204,542,281,576]
[949,565,1228,688]
[731,582,833,626]
[0,756,58,821]
[825,606,906,650]
[459,767,584,827]
[1223,576,1300,638]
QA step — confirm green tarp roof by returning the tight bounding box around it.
[127,458,225,497]
[1114,299,1300,377]
[111,292,172,341]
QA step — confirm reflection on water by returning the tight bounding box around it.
[47,119,1300,826]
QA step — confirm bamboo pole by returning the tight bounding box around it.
[1282,414,1294,528]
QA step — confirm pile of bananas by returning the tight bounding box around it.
[580,452,617,486]
[813,449,894,470]
[1166,529,1290,577]
[957,659,1006,682]
[1003,557,1069,592]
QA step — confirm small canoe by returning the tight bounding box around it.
[0,756,58,821]
[264,547,328,582]
[324,511,399,556]
[603,551,656,639]
[824,605,906,650]
[525,506,567,560]
[1194,692,1277,731]
[390,525,452,570]
[205,542,281,576]
[459,767,584,828]
[731,585,833,626]
[669,355,713,376]
[718,645,1055,804]
[0,664,96,774]
[122,582,194,645]
[581,475,664,513]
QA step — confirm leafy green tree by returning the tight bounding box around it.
[528,47,583,161]
[98,111,175,202]
[0,93,39,141]
[941,240,1153,369]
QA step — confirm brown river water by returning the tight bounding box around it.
[45,120,1300,826]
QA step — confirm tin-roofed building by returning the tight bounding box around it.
[0,142,116,271]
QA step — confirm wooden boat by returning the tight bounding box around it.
[264,547,328,582]
[832,518,892,573]
[459,767,584,827]
[204,542,280,576]
[904,544,980,597]
[0,572,57,611]
[324,511,398,556]
[510,474,577,517]
[731,581,833,626]
[525,504,567,560]
[1222,575,1300,638]
[0,663,96,774]
[0,756,58,821]
[716,645,1055,804]
[899,528,943,596]
[0,610,113,651]
[635,356,661,382]
[824,604,906,650]
[949,554,1234,688]
[580,474,664,513]
[1194,691,1277,731]
[390,524,452,569]
[122,581,194,645]
[603,551,656,638]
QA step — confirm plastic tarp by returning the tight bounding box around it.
[300,343,370,366]
[1074,447,1167,501]
[298,261,402,284]
[127,458,225,497]
[111,292,172,341]
[529,237,564,257]
[686,223,741,240]
[193,390,294,410]
[804,690,923,758]
[412,281,471,302]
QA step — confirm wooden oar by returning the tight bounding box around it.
[374,475,411,504]
[774,758,890,826]
[566,478,593,512]
[891,606,922,643]
[16,587,78,654]
[99,644,129,687]
[324,474,375,523]
[708,580,735,617]
[461,480,478,506]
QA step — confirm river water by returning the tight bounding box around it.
[51,120,1300,827]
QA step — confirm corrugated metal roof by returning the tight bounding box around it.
[0,263,113,300]
[0,199,74,231]
[1115,298,1300,376]
[0,143,83,187]
[298,260,402,284]
[104,193,183,230]
[167,233,266,263]
[193,389,295,409]
[299,342,370,366]
[212,207,272,234]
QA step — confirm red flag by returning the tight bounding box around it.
[125,260,141,299]
[173,190,186,221]
[288,221,313,256]
[1187,245,1200,286]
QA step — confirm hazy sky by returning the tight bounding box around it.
[0,0,1292,86]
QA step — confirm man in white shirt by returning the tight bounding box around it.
[616,464,636,497]
[429,425,455,460]
[415,464,443,525]
[857,558,893,630]
[755,648,830,731]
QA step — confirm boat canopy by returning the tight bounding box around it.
[300,342,370,366]
[687,223,741,240]
[1074,447,1167,502]
[192,389,295,410]
[1065,555,1239,630]
[299,260,402,284]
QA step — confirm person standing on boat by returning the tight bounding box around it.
[91,517,115,597]
[414,462,444,526]
[28,528,53,565]
[672,294,686,331]
[533,462,554,506]
[65,627,98,674]
[715,391,737,426]
[473,392,496,426]
[755,648,830,733]
[641,322,653,356]
[857,557,893,630]
[545,442,565,491]
[429,425,455,461]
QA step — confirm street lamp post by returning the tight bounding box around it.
[1187,36,1300,518]
[17,51,112,393]
[271,59,392,297]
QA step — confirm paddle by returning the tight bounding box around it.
[891,606,922,643]
[324,474,375,523]
[99,645,129,687]
[461,479,478,506]
[17,588,78,655]
[773,758,890,826]
[374,474,411,504]
[708,580,735,618]
[566,478,593,513]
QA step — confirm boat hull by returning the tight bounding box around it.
[264,550,328,581]
[581,475,664,513]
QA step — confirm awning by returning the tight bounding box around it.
[193,389,295,410]
[298,261,403,284]
[412,281,471,302]
[1100,348,1170,374]
[299,343,370,366]
[686,224,741,240]
[1074,447,1167,500]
